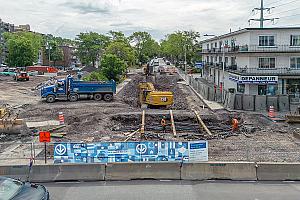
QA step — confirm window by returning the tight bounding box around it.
[290,57,300,69]
[259,36,275,46]
[258,85,267,95]
[215,42,217,48]
[215,56,218,62]
[207,56,209,63]
[207,44,209,50]
[237,84,245,93]
[259,58,276,69]
[219,57,222,63]
[290,35,300,46]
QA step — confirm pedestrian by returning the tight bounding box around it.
[232,117,239,131]
[161,115,167,133]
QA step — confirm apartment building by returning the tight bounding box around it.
[201,27,300,96]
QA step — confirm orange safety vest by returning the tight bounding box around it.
[232,118,239,130]
[161,119,167,126]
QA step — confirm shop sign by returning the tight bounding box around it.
[240,76,278,84]
[229,73,240,82]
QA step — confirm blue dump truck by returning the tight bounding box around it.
[41,75,116,103]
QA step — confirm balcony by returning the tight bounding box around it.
[204,62,300,76]
[228,67,300,76]
[202,45,300,54]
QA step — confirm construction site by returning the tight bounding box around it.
[0,68,300,163]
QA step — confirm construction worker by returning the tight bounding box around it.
[161,115,167,133]
[232,117,239,131]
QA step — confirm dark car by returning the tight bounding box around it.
[0,176,49,200]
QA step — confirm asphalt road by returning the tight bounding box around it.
[44,180,300,200]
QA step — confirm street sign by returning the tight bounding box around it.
[195,62,203,69]
[39,132,51,143]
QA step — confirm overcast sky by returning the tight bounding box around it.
[0,0,300,40]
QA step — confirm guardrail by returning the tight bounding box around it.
[202,45,300,53]
[1,162,300,182]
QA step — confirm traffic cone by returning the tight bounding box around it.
[268,106,276,118]
[58,112,65,125]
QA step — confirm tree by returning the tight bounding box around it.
[45,40,64,66]
[106,41,135,68]
[129,31,160,65]
[6,37,35,67]
[161,31,201,65]
[108,31,129,44]
[101,54,126,82]
[76,32,110,68]
[3,32,42,66]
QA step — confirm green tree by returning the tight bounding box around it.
[101,54,126,82]
[106,41,135,67]
[83,70,108,81]
[76,32,110,68]
[45,40,64,66]
[129,31,160,65]
[6,37,35,66]
[108,31,129,44]
[161,31,201,65]
[3,32,42,66]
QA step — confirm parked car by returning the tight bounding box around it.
[0,68,16,76]
[0,176,49,200]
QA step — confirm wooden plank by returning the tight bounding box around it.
[26,120,60,128]
[169,110,177,137]
[124,129,140,142]
[140,110,145,138]
[193,110,212,136]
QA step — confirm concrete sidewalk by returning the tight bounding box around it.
[177,70,224,110]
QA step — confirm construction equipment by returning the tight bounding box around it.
[139,82,174,108]
[13,72,29,81]
[286,107,300,123]
[0,106,25,134]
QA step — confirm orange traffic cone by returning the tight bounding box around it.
[268,106,276,118]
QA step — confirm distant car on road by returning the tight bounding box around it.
[0,176,49,200]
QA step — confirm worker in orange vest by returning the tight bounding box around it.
[232,117,239,131]
[161,115,167,133]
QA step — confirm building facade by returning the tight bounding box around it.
[201,28,300,96]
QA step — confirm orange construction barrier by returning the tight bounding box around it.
[268,106,276,118]
[58,112,65,125]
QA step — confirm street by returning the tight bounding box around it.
[44,180,300,200]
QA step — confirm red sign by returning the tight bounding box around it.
[39,132,51,143]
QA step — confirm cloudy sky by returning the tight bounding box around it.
[0,0,300,40]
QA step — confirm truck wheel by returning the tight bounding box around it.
[94,93,102,101]
[69,94,78,102]
[104,94,113,102]
[46,95,56,103]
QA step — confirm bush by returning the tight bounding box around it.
[101,54,126,82]
[83,71,108,81]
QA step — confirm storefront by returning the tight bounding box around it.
[228,73,279,95]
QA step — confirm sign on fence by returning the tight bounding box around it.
[54,141,208,164]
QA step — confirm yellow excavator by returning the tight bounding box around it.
[139,82,174,108]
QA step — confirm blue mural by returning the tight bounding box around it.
[54,141,208,164]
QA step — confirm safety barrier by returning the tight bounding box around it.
[181,162,257,181]
[2,162,300,181]
[105,162,181,180]
[257,163,300,181]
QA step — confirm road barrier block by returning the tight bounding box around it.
[30,164,106,182]
[181,162,257,181]
[0,165,28,180]
[105,162,181,180]
[257,163,300,181]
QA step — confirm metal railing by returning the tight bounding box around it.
[202,45,300,54]
[204,62,300,75]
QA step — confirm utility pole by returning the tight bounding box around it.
[248,0,279,28]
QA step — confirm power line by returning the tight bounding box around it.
[273,0,300,8]
[267,6,300,16]
[265,0,282,6]
[279,13,300,19]
[248,0,278,28]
